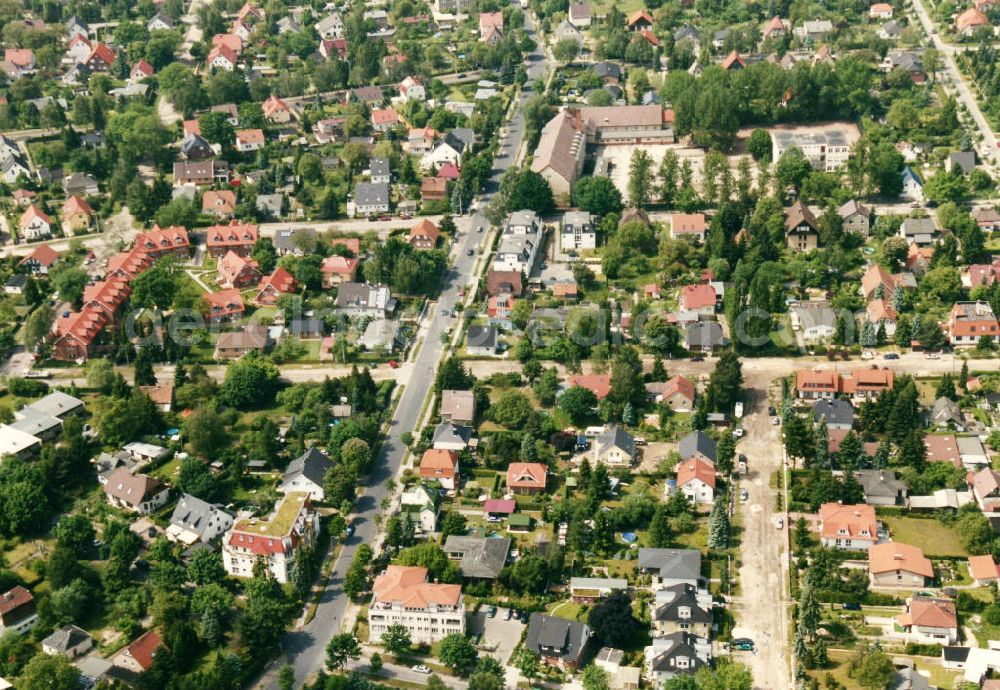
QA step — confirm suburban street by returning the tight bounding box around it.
[253,13,549,689]
[909,0,999,163]
[732,375,791,690]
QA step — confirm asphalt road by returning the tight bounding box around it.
[909,0,998,163]
[256,15,547,689]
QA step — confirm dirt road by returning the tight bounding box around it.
[731,375,792,690]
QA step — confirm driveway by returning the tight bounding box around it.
[467,608,525,664]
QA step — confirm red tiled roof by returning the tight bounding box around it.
[818,503,876,541]
[567,374,611,399]
[20,243,58,267]
[507,462,547,490]
[258,267,296,295]
[62,195,93,221]
[372,566,462,608]
[677,458,716,489]
[868,542,933,578]
[681,284,716,310]
[86,42,115,66]
[125,630,165,672]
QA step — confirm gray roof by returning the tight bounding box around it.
[256,193,283,218]
[685,322,725,350]
[170,493,231,534]
[526,613,590,661]
[353,181,389,206]
[289,318,324,336]
[678,431,717,463]
[42,624,91,653]
[8,408,61,437]
[855,469,907,498]
[432,422,473,446]
[467,323,497,349]
[443,535,512,579]
[637,548,702,581]
[508,209,539,228]
[838,199,870,220]
[562,211,592,230]
[360,318,402,350]
[282,446,332,487]
[148,11,175,27]
[812,399,854,427]
[592,62,621,79]
[901,217,936,236]
[22,391,83,418]
[370,156,391,178]
[449,127,475,149]
[63,171,97,192]
[274,227,314,253]
[651,583,712,624]
[795,304,837,330]
[891,668,932,690]
[646,631,711,673]
[948,150,976,173]
[597,425,635,458]
[930,397,963,426]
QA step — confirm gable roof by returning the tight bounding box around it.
[104,468,164,506]
[784,200,818,233]
[868,542,933,577]
[637,548,702,581]
[526,613,590,659]
[124,630,164,671]
[677,458,716,489]
[567,373,611,399]
[282,447,333,487]
[678,430,717,462]
[507,462,547,490]
[818,503,876,541]
[443,535,512,579]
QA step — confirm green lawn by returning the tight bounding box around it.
[880,515,968,558]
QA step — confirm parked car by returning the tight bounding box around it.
[883,353,900,360]
[740,489,749,501]
[503,608,512,620]
[412,665,431,674]
[486,606,497,618]
[842,602,861,611]
[775,517,784,530]
[732,638,754,651]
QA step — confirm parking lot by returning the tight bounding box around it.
[466,607,525,664]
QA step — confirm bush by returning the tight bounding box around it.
[6,377,49,397]
[903,643,942,657]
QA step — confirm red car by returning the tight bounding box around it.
[388,359,399,368]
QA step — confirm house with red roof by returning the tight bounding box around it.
[52,308,107,361]
[372,108,400,132]
[487,294,516,328]
[763,16,787,38]
[869,3,893,19]
[419,449,459,489]
[222,492,318,583]
[368,566,465,644]
[82,278,130,320]
[868,542,934,587]
[795,369,840,399]
[235,128,265,153]
[18,243,58,274]
[202,189,237,217]
[84,43,115,71]
[320,38,348,60]
[676,458,716,504]
[114,630,165,674]
[969,554,1000,586]
[408,219,440,249]
[721,50,745,70]
[19,205,52,241]
[0,586,37,636]
[135,225,190,259]
[507,462,548,494]
[895,597,958,644]
[321,255,359,288]
[206,221,258,258]
[668,213,708,242]
[680,284,717,315]
[256,267,297,306]
[566,374,611,399]
[129,59,154,81]
[484,499,516,517]
[62,195,93,231]
[818,503,878,551]
[645,375,696,411]
[438,162,461,180]
[4,48,34,75]
[203,288,245,322]
[207,44,238,71]
[627,9,653,30]
[956,7,989,35]
[217,251,261,289]
[262,94,293,123]
[948,301,1000,347]
[211,32,243,55]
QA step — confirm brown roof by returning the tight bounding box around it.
[486,270,522,296]
[923,434,960,466]
[974,467,1000,498]
[0,586,33,618]
[681,284,716,310]
[661,375,695,402]
[530,110,583,185]
[795,369,839,393]
[440,389,474,421]
[507,462,547,490]
[138,384,174,407]
[868,542,933,578]
[784,200,817,233]
[104,468,165,507]
[20,243,58,267]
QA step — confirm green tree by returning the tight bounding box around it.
[582,665,611,690]
[776,147,813,192]
[707,497,730,548]
[848,644,894,690]
[511,648,540,680]
[278,664,295,690]
[572,176,623,217]
[52,514,94,556]
[506,170,555,214]
[559,385,598,424]
[380,623,412,655]
[491,390,533,427]
[588,592,639,647]
[627,149,654,208]
[747,128,772,162]
[439,633,478,675]
[186,406,229,458]
[18,654,80,690]
[220,353,280,409]
[326,633,362,670]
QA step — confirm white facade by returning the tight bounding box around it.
[771,128,854,171]
[221,493,319,584]
[679,478,714,505]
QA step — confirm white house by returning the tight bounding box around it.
[675,459,716,504]
[166,494,234,545]
[561,211,595,252]
[19,205,52,240]
[278,447,333,501]
[399,76,426,102]
[400,483,440,534]
[368,566,465,644]
[901,167,924,202]
[420,139,463,172]
[222,492,319,583]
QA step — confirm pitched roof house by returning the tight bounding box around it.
[419,449,459,489]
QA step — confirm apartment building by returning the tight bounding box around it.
[222,492,319,583]
[368,565,465,644]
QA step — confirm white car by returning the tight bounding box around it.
[775,517,784,530]
[732,428,744,438]
[412,665,431,674]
